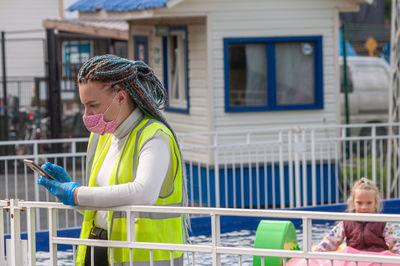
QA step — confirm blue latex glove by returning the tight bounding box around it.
[38,177,80,206]
[41,162,72,183]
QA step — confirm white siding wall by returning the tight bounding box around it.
[165,25,209,133]
[151,0,358,133]
[129,23,210,135]
[210,4,338,131]
[82,0,363,162]
[0,0,60,106]
[0,0,59,78]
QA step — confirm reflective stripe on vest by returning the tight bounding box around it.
[113,255,183,266]
[76,116,184,265]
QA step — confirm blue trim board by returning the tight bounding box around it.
[224,35,324,112]
[186,163,340,208]
[267,43,276,107]
[4,227,81,253]
[7,199,400,252]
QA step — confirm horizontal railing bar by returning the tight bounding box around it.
[177,122,400,137]
[52,238,400,263]
[1,123,398,146]
[216,247,400,264]
[17,201,400,223]
[54,237,213,252]
[0,138,89,146]
[1,136,396,155]
[0,153,87,160]
[182,141,282,151]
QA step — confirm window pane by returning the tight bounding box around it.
[276,42,315,105]
[169,36,179,100]
[229,44,267,107]
[167,31,187,109]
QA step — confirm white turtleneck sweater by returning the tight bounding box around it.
[77,108,171,229]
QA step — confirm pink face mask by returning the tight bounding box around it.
[82,93,121,135]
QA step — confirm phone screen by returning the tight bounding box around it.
[23,159,57,181]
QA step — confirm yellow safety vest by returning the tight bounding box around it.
[76,116,184,265]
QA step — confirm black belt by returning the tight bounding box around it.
[90,227,108,240]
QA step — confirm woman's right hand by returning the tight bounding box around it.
[41,162,72,183]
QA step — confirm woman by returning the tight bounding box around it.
[37,55,188,266]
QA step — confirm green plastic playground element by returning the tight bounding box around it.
[253,220,299,266]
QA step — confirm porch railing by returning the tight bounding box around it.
[1,122,400,233]
[2,199,400,266]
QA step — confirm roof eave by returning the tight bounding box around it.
[337,0,371,12]
[165,0,184,8]
[42,19,129,40]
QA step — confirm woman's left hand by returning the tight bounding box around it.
[38,177,80,206]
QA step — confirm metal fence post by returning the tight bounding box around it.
[311,130,317,206]
[214,134,220,208]
[33,143,41,230]
[371,126,377,184]
[1,31,8,142]
[288,130,294,208]
[46,28,63,142]
[294,129,301,208]
[48,208,57,266]
[302,217,312,252]
[278,132,285,209]
[211,213,221,265]
[7,199,26,266]
[0,202,4,266]
[27,207,36,266]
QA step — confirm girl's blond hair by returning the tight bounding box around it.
[346,177,382,213]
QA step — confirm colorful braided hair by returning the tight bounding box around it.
[77,54,174,136]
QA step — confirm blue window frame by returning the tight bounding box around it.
[224,36,323,112]
[163,26,189,113]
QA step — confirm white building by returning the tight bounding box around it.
[69,0,370,144]
[0,0,67,107]
[68,0,372,207]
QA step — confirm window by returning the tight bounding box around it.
[134,36,148,64]
[62,41,92,79]
[224,36,323,112]
[163,27,189,113]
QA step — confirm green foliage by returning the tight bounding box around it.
[340,155,394,199]
[384,0,391,23]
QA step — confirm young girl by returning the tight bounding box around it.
[314,177,400,254]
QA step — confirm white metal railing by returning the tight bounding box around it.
[2,199,400,265]
[1,123,400,233]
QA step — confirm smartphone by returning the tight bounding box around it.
[23,159,57,181]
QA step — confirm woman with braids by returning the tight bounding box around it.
[37,54,188,266]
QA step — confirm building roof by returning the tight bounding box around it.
[43,19,129,40]
[68,0,371,13]
[67,0,178,12]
